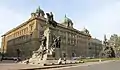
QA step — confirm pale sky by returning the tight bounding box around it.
[0,0,120,47]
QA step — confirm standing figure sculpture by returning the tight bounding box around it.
[50,12,53,21]
[46,12,57,27]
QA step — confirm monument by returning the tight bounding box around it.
[22,12,62,65]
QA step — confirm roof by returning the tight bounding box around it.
[53,23,91,37]
[1,12,91,38]
[1,17,46,37]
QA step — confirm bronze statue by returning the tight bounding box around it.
[46,13,51,24]
[46,12,57,27]
[50,12,53,21]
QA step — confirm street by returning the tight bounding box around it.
[45,60,120,70]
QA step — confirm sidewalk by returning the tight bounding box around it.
[0,63,76,70]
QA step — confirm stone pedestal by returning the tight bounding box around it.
[55,48,61,59]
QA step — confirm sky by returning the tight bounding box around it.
[0,0,120,46]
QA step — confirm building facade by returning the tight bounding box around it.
[1,7,91,59]
[88,38,102,58]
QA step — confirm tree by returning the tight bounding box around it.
[109,34,119,47]
[108,34,120,57]
[110,34,118,41]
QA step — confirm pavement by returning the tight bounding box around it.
[0,60,115,70]
[0,62,77,70]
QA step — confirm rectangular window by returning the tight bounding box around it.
[25,27,28,33]
[22,30,24,35]
[23,29,25,34]
[29,23,34,31]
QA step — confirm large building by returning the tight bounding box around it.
[88,38,102,58]
[1,7,91,59]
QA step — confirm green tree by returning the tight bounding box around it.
[109,34,119,47]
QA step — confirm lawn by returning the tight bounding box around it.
[80,58,120,63]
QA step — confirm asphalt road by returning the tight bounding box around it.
[46,60,120,70]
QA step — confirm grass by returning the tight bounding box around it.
[81,58,100,62]
[80,58,120,63]
[100,58,120,61]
